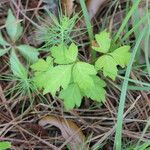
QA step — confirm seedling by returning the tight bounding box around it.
[31,30,131,110]
[0,9,39,112]
[0,9,131,111]
[0,9,39,72]
[31,43,106,110]
[36,11,81,49]
[92,30,131,80]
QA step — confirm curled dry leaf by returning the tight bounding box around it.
[61,0,108,19]
[61,0,75,17]
[39,115,86,149]
[86,0,108,19]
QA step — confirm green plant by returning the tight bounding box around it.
[31,43,106,110]
[0,49,37,113]
[92,30,131,80]
[124,141,150,150]
[31,30,131,110]
[0,141,11,150]
[0,9,39,65]
[114,26,147,150]
[0,9,41,113]
[36,11,81,48]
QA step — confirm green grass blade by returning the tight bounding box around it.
[114,26,147,150]
[134,118,150,150]
[79,0,93,41]
[122,12,150,42]
[79,0,96,61]
[127,86,150,91]
[113,0,141,42]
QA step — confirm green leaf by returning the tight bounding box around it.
[31,57,53,89]
[95,55,118,80]
[92,30,111,53]
[10,49,27,79]
[83,76,106,102]
[73,62,97,90]
[0,31,9,46]
[51,43,78,64]
[43,64,73,96]
[32,70,51,89]
[31,57,53,72]
[110,46,131,68]
[0,48,10,57]
[17,45,39,63]
[6,9,23,41]
[0,141,11,150]
[60,83,82,110]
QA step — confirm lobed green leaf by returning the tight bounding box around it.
[51,43,78,64]
[73,62,97,90]
[92,30,111,53]
[43,64,73,96]
[110,46,131,68]
[95,55,118,80]
[60,83,82,110]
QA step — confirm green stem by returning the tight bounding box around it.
[79,0,96,62]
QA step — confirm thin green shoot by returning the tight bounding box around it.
[114,26,147,150]
[113,0,141,42]
[79,0,96,61]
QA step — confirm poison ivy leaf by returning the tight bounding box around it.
[43,64,73,96]
[10,49,27,79]
[95,55,118,80]
[73,62,97,90]
[31,57,53,71]
[6,9,23,41]
[0,141,11,150]
[0,48,10,57]
[110,46,131,68]
[51,43,78,64]
[0,31,9,46]
[17,45,39,63]
[60,83,82,110]
[83,76,106,102]
[92,30,111,53]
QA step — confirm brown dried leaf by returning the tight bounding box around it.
[61,0,74,17]
[39,115,86,149]
[86,0,107,19]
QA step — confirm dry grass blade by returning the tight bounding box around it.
[86,0,108,19]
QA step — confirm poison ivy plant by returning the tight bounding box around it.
[0,9,39,74]
[0,141,11,150]
[31,43,106,110]
[92,30,131,80]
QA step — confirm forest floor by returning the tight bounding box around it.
[0,0,150,150]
